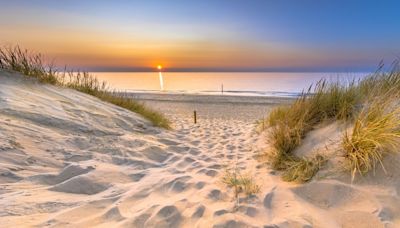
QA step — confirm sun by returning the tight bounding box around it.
[157,65,162,70]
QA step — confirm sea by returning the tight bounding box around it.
[93,72,369,98]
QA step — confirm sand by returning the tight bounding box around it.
[0,70,399,227]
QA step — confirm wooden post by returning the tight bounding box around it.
[194,110,197,124]
[221,83,224,95]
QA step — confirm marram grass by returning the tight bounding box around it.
[343,94,400,180]
[222,168,260,198]
[265,63,400,182]
[281,155,326,183]
[266,80,359,182]
[0,45,59,84]
[0,45,171,129]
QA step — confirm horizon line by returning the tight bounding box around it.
[80,67,378,73]
[88,70,374,73]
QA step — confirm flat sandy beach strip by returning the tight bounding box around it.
[129,92,293,120]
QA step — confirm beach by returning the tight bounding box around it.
[129,92,293,121]
[1,70,400,228]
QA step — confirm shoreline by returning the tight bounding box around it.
[128,92,295,105]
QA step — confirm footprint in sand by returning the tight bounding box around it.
[191,205,206,218]
[263,187,276,209]
[195,181,206,189]
[213,209,229,217]
[176,156,196,168]
[207,189,222,201]
[160,176,192,193]
[141,146,172,163]
[197,168,218,177]
[129,172,147,182]
[101,206,125,221]
[237,205,259,217]
[145,205,182,228]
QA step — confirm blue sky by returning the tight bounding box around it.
[1,0,399,71]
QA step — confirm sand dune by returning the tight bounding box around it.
[0,70,399,227]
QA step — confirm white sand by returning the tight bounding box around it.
[0,70,399,227]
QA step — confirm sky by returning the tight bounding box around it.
[0,0,399,72]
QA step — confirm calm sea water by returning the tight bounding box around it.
[93,72,369,97]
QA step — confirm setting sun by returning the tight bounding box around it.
[157,65,162,70]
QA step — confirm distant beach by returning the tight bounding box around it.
[129,92,294,120]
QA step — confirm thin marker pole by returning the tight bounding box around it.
[194,110,197,124]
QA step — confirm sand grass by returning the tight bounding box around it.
[343,93,400,179]
[222,168,260,207]
[0,46,59,84]
[281,155,326,183]
[266,63,400,182]
[65,72,171,129]
[0,46,171,129]
[267,80,360,182]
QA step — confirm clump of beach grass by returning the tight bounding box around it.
[281,155,326,183]
[65,72,171,129]
[265,62,400,182]
[222,168,260,208]
[343,93,400,180]
[0,45,171,129]
[240,175,261,196]
[0,45,59,84]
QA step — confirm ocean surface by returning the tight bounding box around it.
[93,72,369,97]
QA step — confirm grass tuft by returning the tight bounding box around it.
[281,155,326,183]
[0,45,171,129]
[343,94,400,180]
[222,168,260,207]
[239,175,262,196]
